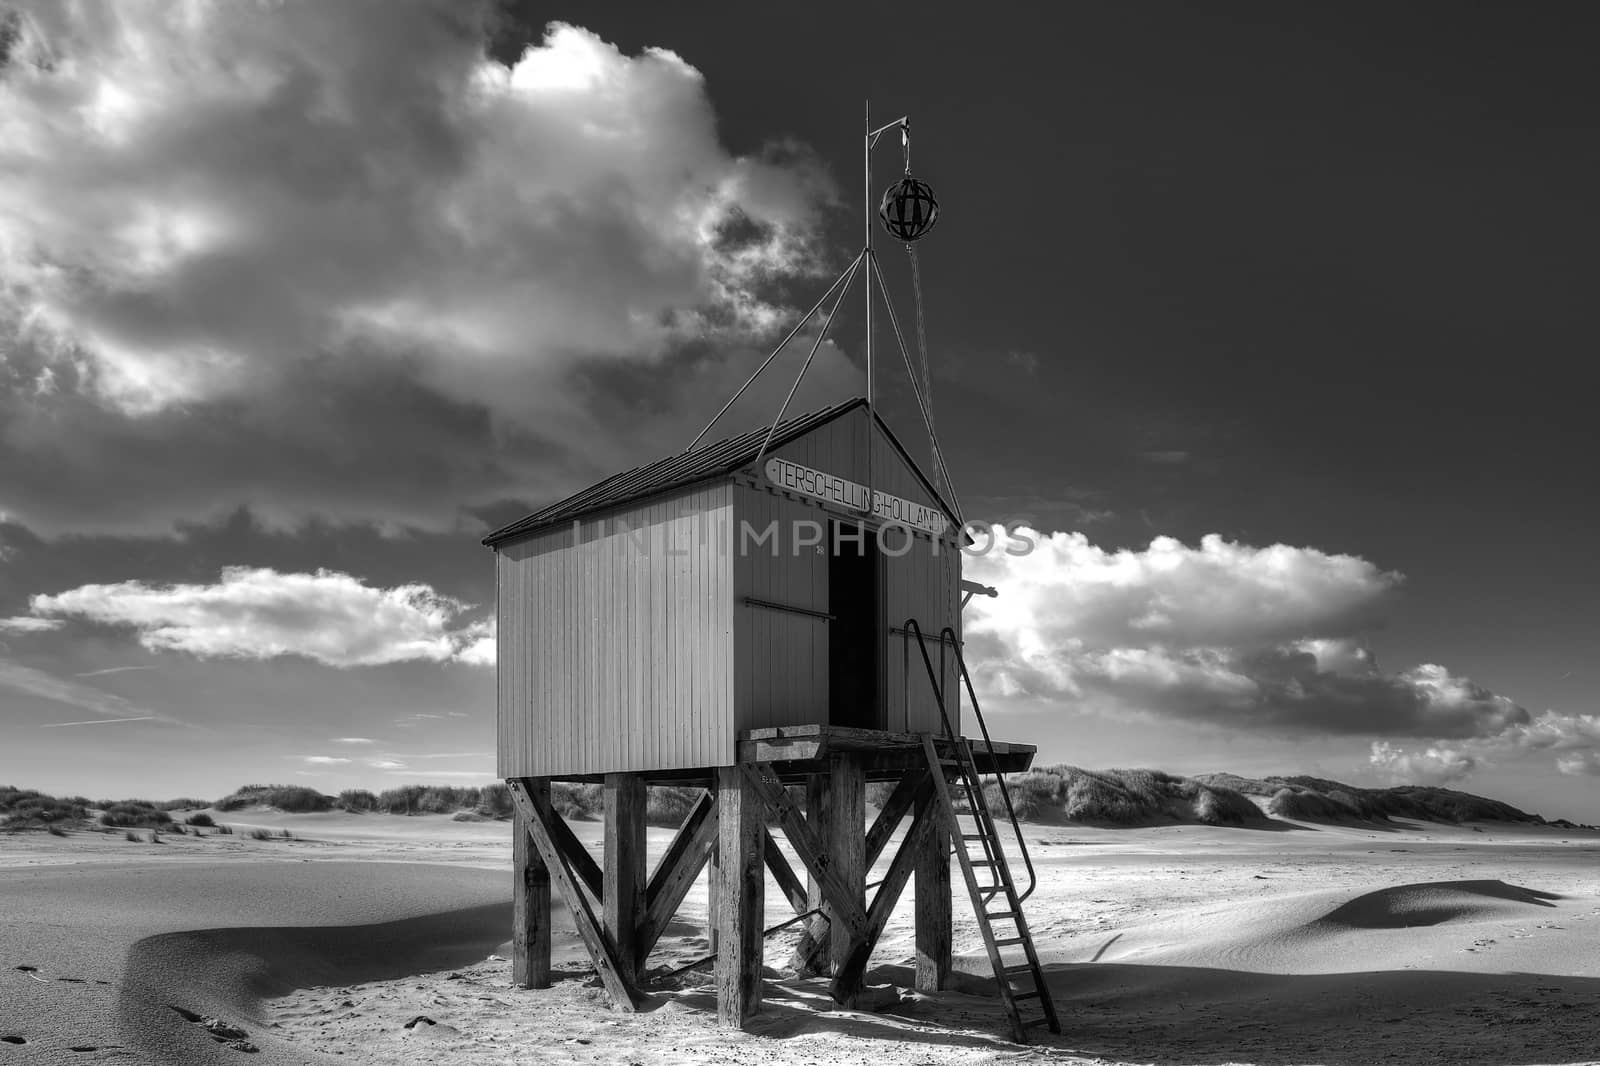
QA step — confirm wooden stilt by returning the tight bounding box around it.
[793,771,831,973]
[827,753,866,1001]
[706,840,720,954]
[507,779,640,1011]
[512,777,552,989]
[831,783,939,999]
[604,774,647,979]
[715,764,765,1027]
[914,786,952,992]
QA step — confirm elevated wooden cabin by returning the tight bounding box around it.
[485,398,1052,1039]
[484,397,965,781]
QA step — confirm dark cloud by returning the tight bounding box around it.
[0,8,847,537]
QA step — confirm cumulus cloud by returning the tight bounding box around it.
[1368,740,1479,785]
[961,528,1581,780]
[453,617,496,666]
[0,5,851,536]
[1556,751,1600,777]
[1374,711,1600,782]
[967,532,1399,654]
[29,566,492,667]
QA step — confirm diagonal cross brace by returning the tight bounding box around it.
[636,790,718,958]
[793,766,929,974]
[508,779,641,1011]
[830,780,939,999]
[741,763,868,941]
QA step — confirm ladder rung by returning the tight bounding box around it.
[987,910,1018,920]
[1012,990,1042,1001]
[1003,963,1035,977]
[994,936,1026,947]
[961,833,988,841]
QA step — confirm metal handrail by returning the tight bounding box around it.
[902,619,1039,903]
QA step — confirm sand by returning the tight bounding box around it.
[3,810,1598,1066]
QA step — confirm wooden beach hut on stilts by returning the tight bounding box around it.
[483,109,1060,1042]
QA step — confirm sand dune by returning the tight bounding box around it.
[4,813,1599,1065]
[1311,879,1563,929]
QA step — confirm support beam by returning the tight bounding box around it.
[763,830,808,914]
[865,767,928,867]
[914,785,952,992]
[715,764,765,1027]
[741,762,868,939]
[637,790,717,959]
[512,777,552,989]
[832,785,939,1000]
[548,803,604,903]
[508,779,640,1011]
[827,753,866,997]
[604,775,647,979]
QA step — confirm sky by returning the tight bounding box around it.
[1,2,1595,818]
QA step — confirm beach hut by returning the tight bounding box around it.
[483,110,1059,1041]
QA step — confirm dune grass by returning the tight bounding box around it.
[98,801,172,829]
[157,797,212,811]
[216,784,334,813]
[989,766,1264,826]
[0,787,89,830]
[4,765,1570,840]
[1194,772,1544,825]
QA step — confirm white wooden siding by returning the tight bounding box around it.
[495,483,734,778]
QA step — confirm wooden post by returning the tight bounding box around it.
[706,840,720,953]
[827,753,866,1001]
[507,780,639,1010]
[913,787,952,992]
[794,770,830,973]
[513,777,552,989]
[831,789,939,999]
[604,774,647,980]
[714,764,764,1027]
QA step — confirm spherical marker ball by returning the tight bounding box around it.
[878,176,940,242]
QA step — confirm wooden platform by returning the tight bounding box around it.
[740,725,1037,782]
[528,726,1037,786]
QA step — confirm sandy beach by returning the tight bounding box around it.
[4,810,1598,1066]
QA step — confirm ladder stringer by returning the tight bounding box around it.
[920,734,1060,1042]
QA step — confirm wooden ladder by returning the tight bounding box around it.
[921,733,1060,1042]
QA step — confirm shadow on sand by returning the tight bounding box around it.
[117,902,514,1061]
